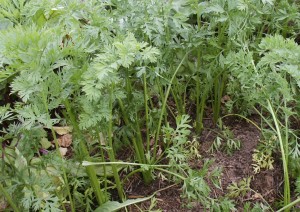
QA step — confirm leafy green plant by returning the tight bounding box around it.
[251,133,277,174]
[0,183,19,212]
[252,149,274,174]
[1,0,300,210]
[94,195,154,212]
[227,177,251,199]
[0,146,68,211]
[224,27,300,211]
[209,120,241,155]
[254,100,293,211]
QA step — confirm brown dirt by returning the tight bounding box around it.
[123,115,283,211]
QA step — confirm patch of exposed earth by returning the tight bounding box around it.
[124,116,283,211]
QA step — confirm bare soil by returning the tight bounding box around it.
[123,115,283,211]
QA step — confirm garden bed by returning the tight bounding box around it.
[1,0,300,211]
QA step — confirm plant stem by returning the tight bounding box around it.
[64,99,106,205]
[134,111,153,184]
[213,69,227,124]
[82,161,176,168]
[152,51,190,164]
[96,128,108,196]
[221,114,261,132]
[134,112,146,164]
[195,74,202,134]
[277,197,300,212]
[143,73,150,154]
[117,98,152,183]
[107,87,124,200]
[154,167,186,181]
[283,99,291,210]
[195,17,203,132]
[0,183,20,212]
[171,78,184,115]
[267,100,290,210]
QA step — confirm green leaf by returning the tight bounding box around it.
[261,0,274,5]
[70,164,121,178]
[0,18,13,30]
[141,46,160,63]
[40,137,52,149]
[94,196,153,212]
[204,4,225,14]
[14,147,27,170]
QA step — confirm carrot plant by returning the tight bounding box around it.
[1,0,300,211]
[226,33,300,210]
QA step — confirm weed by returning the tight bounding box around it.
[227,177,251,199]
[210,120,241,155]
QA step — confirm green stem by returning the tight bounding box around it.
[195,75,202,134]
[143,73,150,154]
[213,72,226,123]
[0,138,4,171]
[122,167,145,183]
[64,99,106,205]
[0,183,20,212]
[284,99,290,210]
[121,72,152,183]
[134,112,153,184]
[170,78,184,115]
[117,98,151,185]
[117,98,143,164]
[82,161,176,168]
[152,51,190,164]
[107,87,124,201]
[267,100,290,210]
[253,108,276,132]
[134,112,146,164]
[166,103,177,121]
[221,114,261,132]
[196,82,210,134]
[277,197,300,212]
[195,33,202,133]
[155,77,168,125]
[96,128,108,195]
[154,167,186,181]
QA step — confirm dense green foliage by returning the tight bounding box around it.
[0,0,300,211]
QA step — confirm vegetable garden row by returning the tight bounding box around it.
[0,0,300,211]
